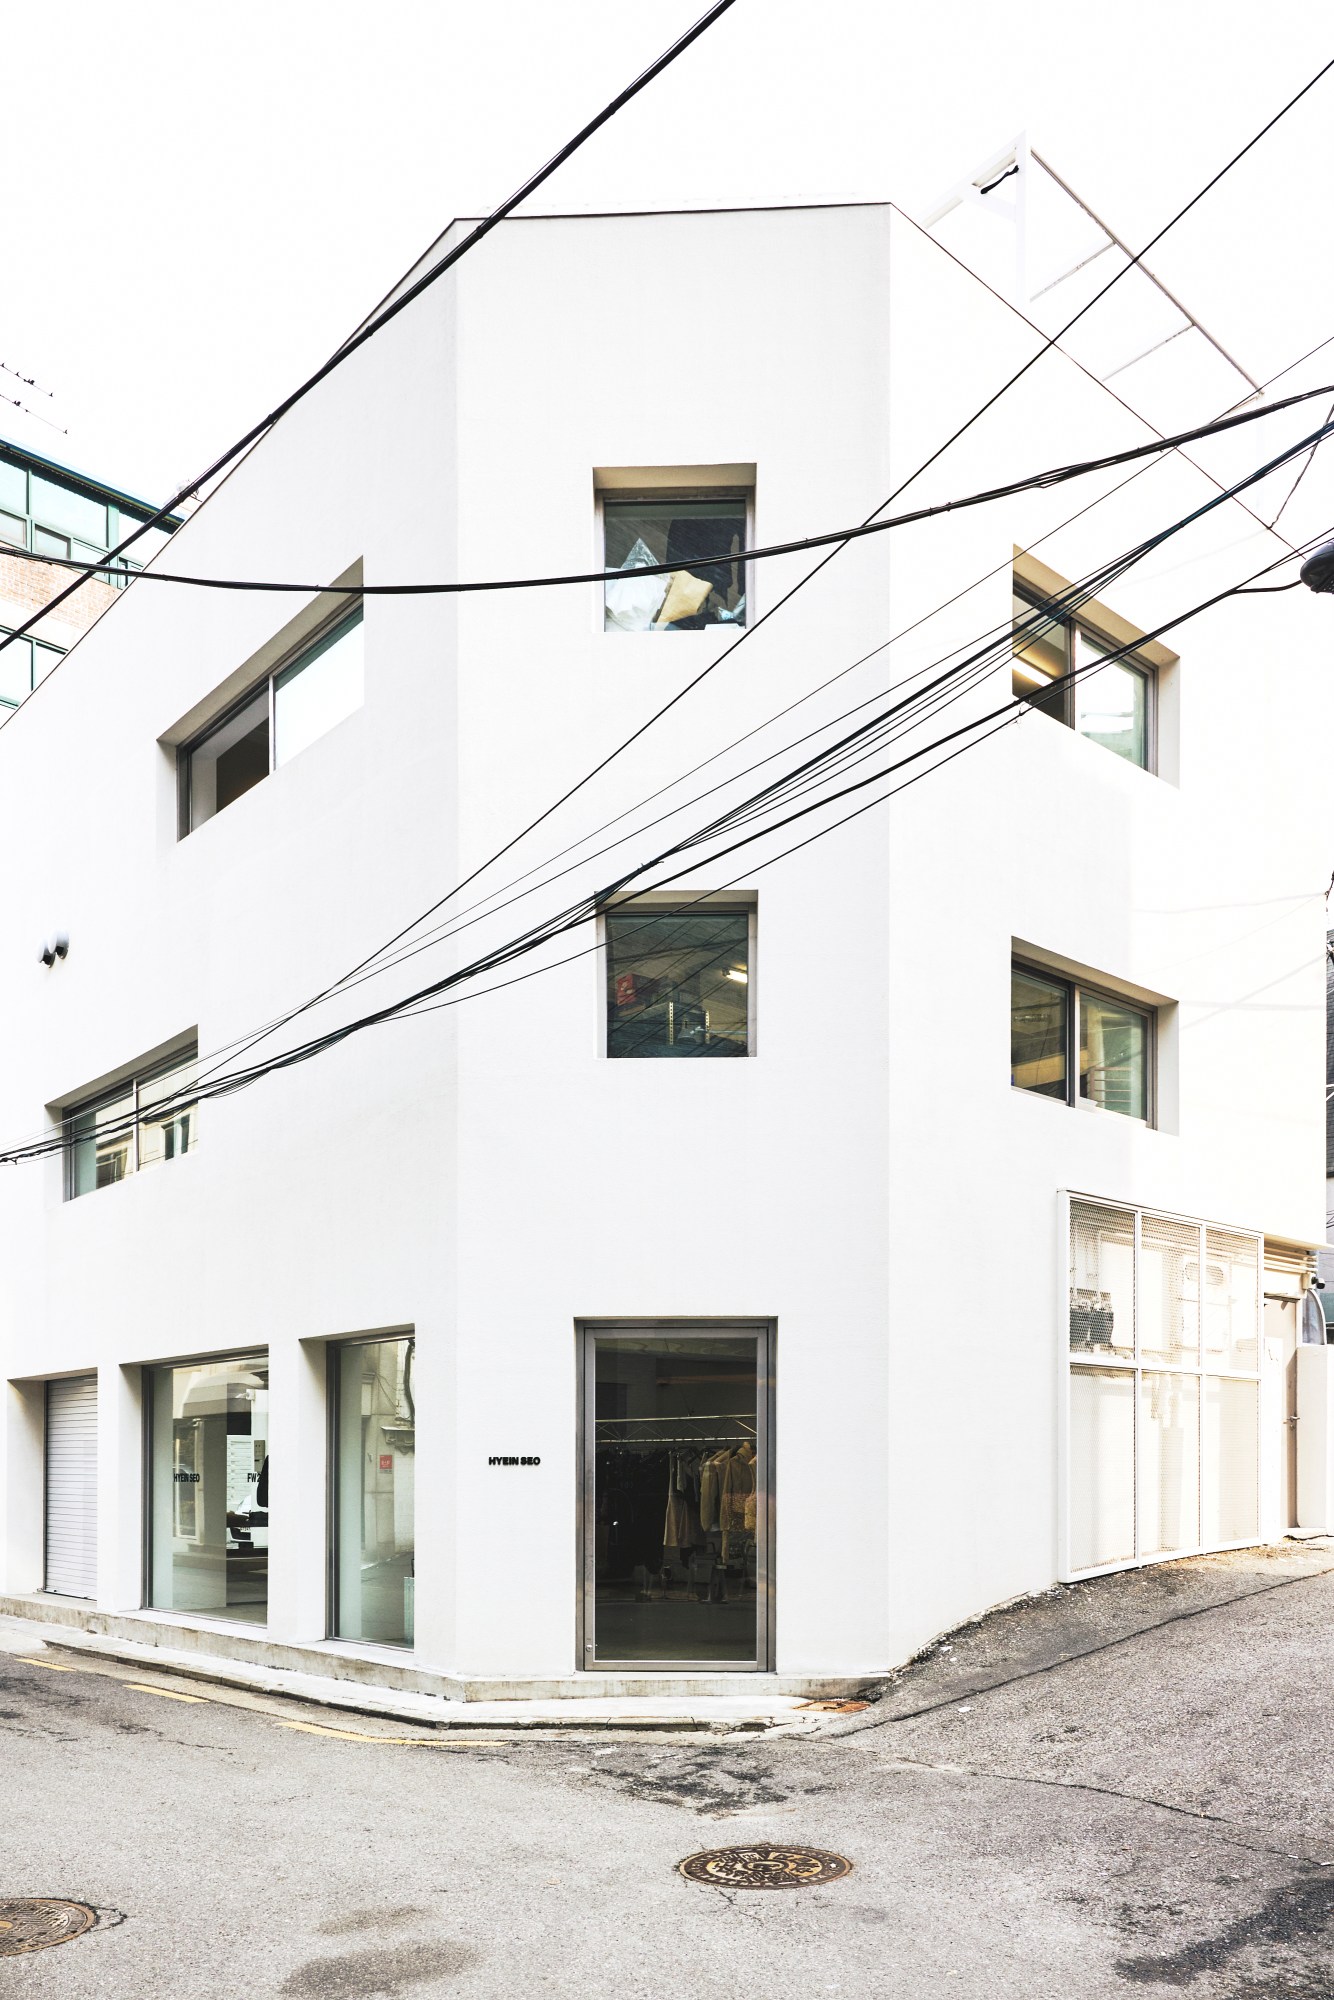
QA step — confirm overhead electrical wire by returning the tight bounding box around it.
[8,51,1332,1155]
[26,452,1332,1172]
[211,46,1334,1078]
[27,518,1324,1175]
[7,381,1333,598]
[0,0,738,667]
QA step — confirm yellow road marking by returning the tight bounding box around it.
[18,1656,75,1671]
[274,1719,506,1746]
[126,1683,209,1703]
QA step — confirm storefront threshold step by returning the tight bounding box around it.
[0,1596,881,1727]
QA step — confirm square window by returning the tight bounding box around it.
[1012,960,1151,1122]
[603,493,748,632]
[33,525,70,561]
[606,905,751,1057]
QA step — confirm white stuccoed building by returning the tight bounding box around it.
[0,198,1329,1699]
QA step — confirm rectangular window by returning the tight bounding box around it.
[582,1323,772,1670]
[1012,961,1149,1120]
[148,1354,268,1623]
[1012,583,1152,769]
[332,1335,415,1646]
[603,491,749,631]
[605,904,751,1058]
[66,1044,197,1199]
[1068,1200,1260,1575]
[182,605,363,832]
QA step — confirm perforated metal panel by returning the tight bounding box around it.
[1138,1214,1199,1368]
[44,1376,97,1600]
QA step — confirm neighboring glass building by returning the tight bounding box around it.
[0,435,182,712]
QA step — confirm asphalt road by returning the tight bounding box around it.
[3,1541,1333,1999]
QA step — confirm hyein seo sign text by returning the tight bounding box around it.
[488,1455,541,1466]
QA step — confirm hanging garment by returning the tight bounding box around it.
[700,1448,728,1532]
[719,1446,754,1534]
[663,1455,700,1552]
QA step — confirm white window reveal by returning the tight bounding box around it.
[182,604,364,832]
[1066,1198,1261,1577]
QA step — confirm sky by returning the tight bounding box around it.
[2,1,1332,507]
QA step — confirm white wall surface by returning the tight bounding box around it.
[0,203,1326,1679]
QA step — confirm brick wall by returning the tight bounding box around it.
[0,550,118,637]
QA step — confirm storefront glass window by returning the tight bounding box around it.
[149,1355,269,1623]
[334,1336,415,1646]
[587,1330,766,1668]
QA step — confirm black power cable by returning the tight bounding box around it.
[220,49,1334,1069]
[25,453,1330,1173]
[0,0,738,665]
[6,380,1332,599]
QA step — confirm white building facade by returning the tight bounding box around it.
[0,202,1327,1696]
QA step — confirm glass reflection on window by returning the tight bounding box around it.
[1011,967,1068,1098]
[1079,993,1148,1119]
[604,495,747,631]
[149,1355,269,1624]
[606,907,750,1057]
[334,1336,415,1646]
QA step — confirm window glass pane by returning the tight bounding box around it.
[32,526,70,561]
[1079,992,1147,1118]
[606,908,749,1057]
[1202,1230,1260,1372]
[0,459,25,513]
[1139,1372,1200,1557]
[273,611,364,766]
[1011,966,1067,1099]
[150,1357,269,1622]
[335,1337,415,1645]
[1202,1375,1258,1545]
[138,1056,198,1173]
[0,633,32,706]
[187,688,270,829]
[1075,635,1148,766]
[0,509,26,547]
[68,1090,134,1198]
[1069,1200,1135,1358]
[593,1334,759,1663]
[34,642,61,684]
[31,475,106,546]
[604,497,747,630]
[1138,1215,1200,1366]
[1012,589,1068,714]
[1069,1366,1135,1570]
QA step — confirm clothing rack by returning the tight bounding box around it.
[595,1415,756,1446]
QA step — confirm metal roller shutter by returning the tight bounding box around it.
[45,1375,98,1599]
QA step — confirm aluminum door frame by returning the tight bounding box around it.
[577,1318,775,1674]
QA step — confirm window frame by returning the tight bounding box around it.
[596,484,755,633]
[326,1328,417,1648]
[1011,958,1154,1125]
[599,897,757,1059]
[178,600,364,836]
[1012,581,1157,773]
[0,450,177,588]
[64,1041,199,1200]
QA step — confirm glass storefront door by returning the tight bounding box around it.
[148,1354,269,1623]
[581,1324,772,1671]
[332,1335,416,1646]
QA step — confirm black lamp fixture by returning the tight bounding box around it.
[1300,540,1334,594]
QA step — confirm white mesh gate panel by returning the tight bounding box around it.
[44,1375,98,1599]
[1068,1200,1260,1576]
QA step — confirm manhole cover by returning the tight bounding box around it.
[797,1698,870,1713]
[679,1845,853,1890]
[0,1899,97,1956]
